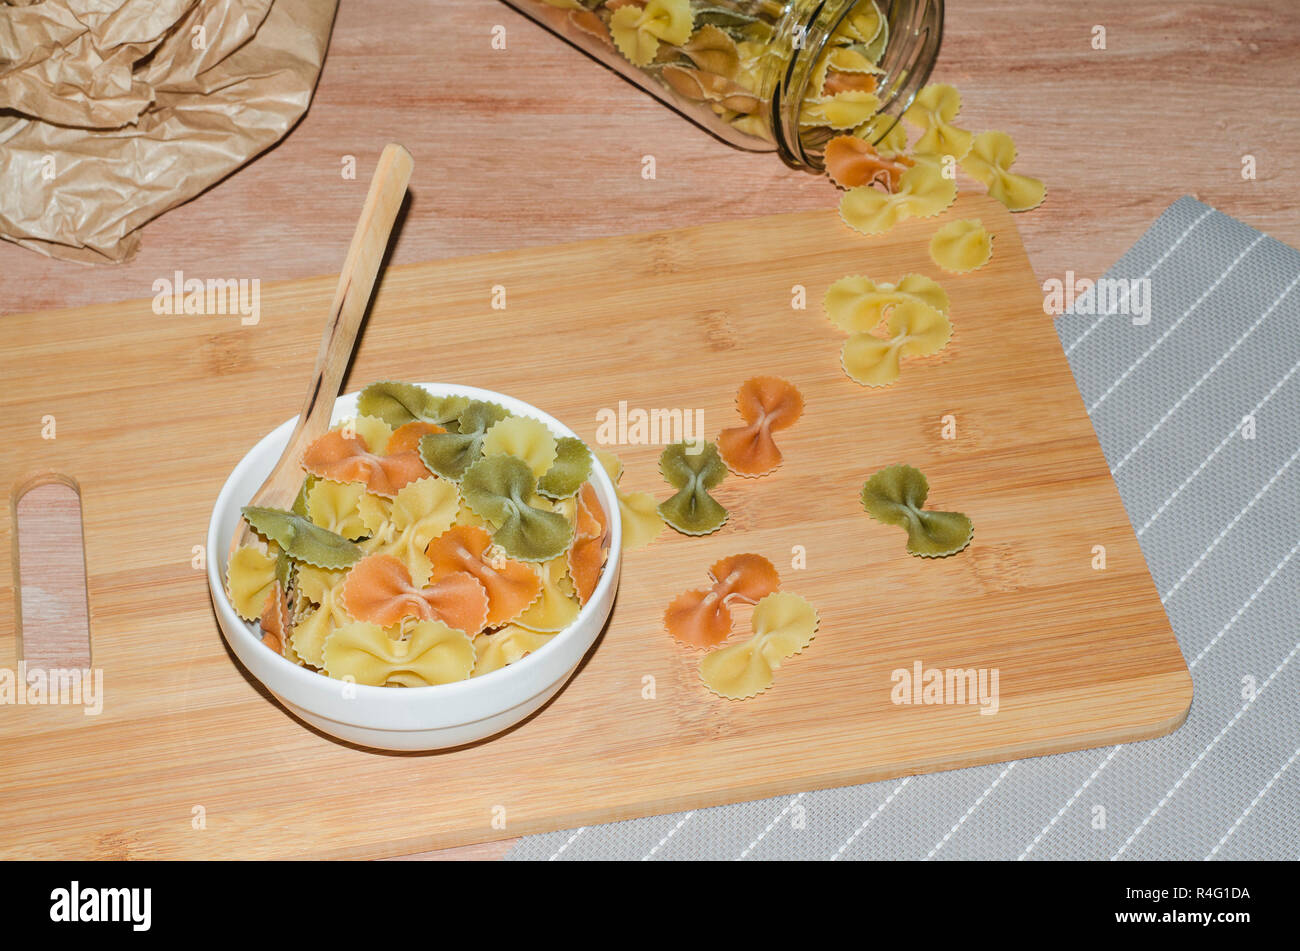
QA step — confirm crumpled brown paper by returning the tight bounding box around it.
[0,0,338,264]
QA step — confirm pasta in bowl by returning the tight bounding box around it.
[206,382,621,750]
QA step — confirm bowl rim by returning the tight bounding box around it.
[206,381,622,705]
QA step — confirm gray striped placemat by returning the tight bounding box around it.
[508,196,1300,860]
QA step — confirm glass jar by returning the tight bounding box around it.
[502,0,943,172]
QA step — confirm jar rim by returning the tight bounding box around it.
[773,0,945,172]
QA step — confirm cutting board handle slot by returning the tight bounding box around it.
[9,472,92,671]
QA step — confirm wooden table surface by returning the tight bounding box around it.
[3,0,1297,861]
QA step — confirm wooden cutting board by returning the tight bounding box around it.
[0,195,1192,859]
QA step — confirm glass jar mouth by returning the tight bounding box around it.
[772,0,945,172]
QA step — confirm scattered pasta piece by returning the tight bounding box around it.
[610,0,693,67]
[658,441,728,535]
[240,506,362,570]
[840,298,952,387]
[824,273,950,333]
[825,135,914,191]
[959,130,1046,212]
[425,525,543,627]
[356,381,468,430]
[860,464,973,557]
[717,376,805,477]
[340,553,488,635]
[839,161,956,236]
[482,415,559,479]
[595,449,664,550]
[301,428,429,498]
[462,454,574,561]
[418,399,511,481]
[472,625,556,678]
[538,436,593,500]
[699,592,819,700]
[929,218,993,274]
[226,544,278,621]
[515,556,581,632]
[567,482,610,604]
[323,619,475,687]
[902,83,973,160]
[664,553,781,648]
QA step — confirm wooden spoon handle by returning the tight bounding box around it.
[254,143,414,508]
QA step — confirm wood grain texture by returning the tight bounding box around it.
[1,0,1296,316]
[0,196,1192,859]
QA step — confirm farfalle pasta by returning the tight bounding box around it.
[323,619,476,687]
[959,130,1046,212]
[860,464,973,558]
[717,376,804,477]
[902,82,973,161]
[699,591,820,700]
[300,428,428,499]
[568,482,610,604]
[840,299,952,387]
[594,449,664,550]
[929,218,993,274]
[825,135,914,191]
[839,161,956,236]
[824,273,950,333]
[658,440,728,535]
[824,271,954,389]
[425,524,543,627]
[225,382,608,686]
[664,553,781,648]
[340,553,489,635]
[472,625,557,678]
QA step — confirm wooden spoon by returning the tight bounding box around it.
[230,143,414,560]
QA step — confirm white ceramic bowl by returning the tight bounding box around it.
[206,383,622,751]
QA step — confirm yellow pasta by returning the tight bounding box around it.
[840,298,953,387]
[356,491,393,538]
[305,479,369,540]
[838,161,956,236]
[323,619,475,687]
[481,415,559,479]
[699,592,819,700]
[594,449,665,550]
[362,476,459,586]
[800,91,882,130]
[929,218,994,274]
[856,112,908,155]
[225,544,278,621]
[514,556,581,633]
[824,273,950,333]
[338,415,394,456]
[959,130,1047,212]
[291,565,351,668]
[610,0,693,67]
[902,83,973,160]
[472,625,556,678]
